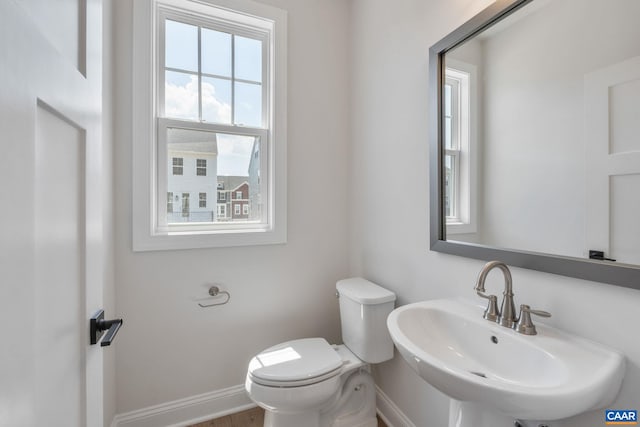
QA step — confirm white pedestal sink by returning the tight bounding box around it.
[387,298,625,426]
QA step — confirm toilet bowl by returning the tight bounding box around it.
[245,278,396,427]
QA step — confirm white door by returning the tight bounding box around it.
[585,56,640,265]
[0,1,104,426]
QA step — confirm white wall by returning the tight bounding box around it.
[113,0,351,413]
[478,0,640,258]
[349,0,640,426]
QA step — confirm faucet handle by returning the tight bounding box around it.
[513,304,551,335]
[477,292,500,322]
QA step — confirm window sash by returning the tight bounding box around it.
[156,117,269,232]
[157,7,270,129]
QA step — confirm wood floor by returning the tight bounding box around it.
[188,406,389,427]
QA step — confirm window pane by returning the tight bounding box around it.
[445,154,455,218]
[444,117,452,150]
[165,127,261,224]
[165,20,198,72]
[202,77,232,124]
[165,71,199,120]
[444,84,452,116]
[234,36,262,82]
[202,28,232,77]
[234,82,262,127]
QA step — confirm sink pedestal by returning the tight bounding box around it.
[449,400,552,427]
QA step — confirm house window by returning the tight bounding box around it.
[199,192,207,208]
[167,192,173,213]
[196,159,207,176]
[234,204,241,215]
[219,191,226,201]
[132,0,287,250]
[236,191,243,199]
[243,204,249,215]
[217,204,226,217]
[444,61,477,234]
[172,157,183,175]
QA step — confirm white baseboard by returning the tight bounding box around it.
[375,385,416,427]
[111,384,255,427]
[110,383,414,427]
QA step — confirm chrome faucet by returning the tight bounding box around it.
[474,261,517,328]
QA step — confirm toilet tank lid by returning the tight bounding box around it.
[336,278,396,305]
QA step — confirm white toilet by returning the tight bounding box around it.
[245,278,396,427]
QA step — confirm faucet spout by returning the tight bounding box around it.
[474,261,516,328]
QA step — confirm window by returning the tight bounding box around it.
[219,191,226,201]
[196,159,207,176]
[444,60,477,234]
[236,191,242,199]
[217,204,226,218]
[172,157,183,175]
[243,204,249,215]
[199,192,206,208]
[234,204,241,215]
[167,192,174,213]
[132,0,287,250]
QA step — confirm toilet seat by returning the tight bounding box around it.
[248,338,343,387]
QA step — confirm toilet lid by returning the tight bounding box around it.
[248,338,343,384]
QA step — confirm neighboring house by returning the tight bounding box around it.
[167,134,218,223]
[216,176,250,221]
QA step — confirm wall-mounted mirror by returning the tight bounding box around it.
[429,0,640,289]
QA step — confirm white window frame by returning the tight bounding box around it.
[196,159,206,176]
[243,204,249,215]
[445,59,477,235]
[132,0,287,251]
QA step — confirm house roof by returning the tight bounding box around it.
[217,175,248,190]
[167,128,218,155]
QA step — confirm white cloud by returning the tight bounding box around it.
[164,75,231,123]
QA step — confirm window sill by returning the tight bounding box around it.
[133,226,286,251]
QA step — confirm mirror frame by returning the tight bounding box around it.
[429,0,640,290]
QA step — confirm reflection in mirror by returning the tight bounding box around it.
[443,0,640,266]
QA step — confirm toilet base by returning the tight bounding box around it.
[264,411,320,427]
[259,369,377,427]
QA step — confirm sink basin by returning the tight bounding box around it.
[387,298,625,421]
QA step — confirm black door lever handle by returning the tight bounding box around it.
[90,309,124,346]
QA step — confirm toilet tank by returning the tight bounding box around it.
[336,278,396,363]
